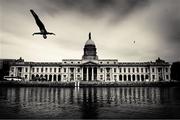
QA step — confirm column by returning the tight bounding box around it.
[81,67,83,81]
[86,67,89,81]
[92,67,94,81]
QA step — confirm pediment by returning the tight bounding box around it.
[82,61,98,66]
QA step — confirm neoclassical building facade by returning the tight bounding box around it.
[9,33,171,82]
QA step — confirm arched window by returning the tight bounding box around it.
[141,75,144,81]
[132,75,135,81]
[128,75,131,81]
[36,74,39,81]
[119,75,122,81]
[58,75,61,81]
[53,75,56,81]
[124,75,127,81]
[145,75,149,80]
[137,75,140,81]
[49,75,52,81]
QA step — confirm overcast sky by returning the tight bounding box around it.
[0,0,180,62]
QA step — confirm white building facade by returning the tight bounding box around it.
[9,33,171,82]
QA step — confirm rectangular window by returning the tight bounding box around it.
[166,75,169,79]
[32,68,34,72]
[64,68,66,73]
[45,68,48,72]
[25,68,28,72]
[77,68,80,73]
[114,68,116,73]
[37,68,39,72]
[59,68,61,72]
[100,68,103,73]
[54,68,56,73]
[41,68,43,72]
[25,75,27,79]
[152,68,154,73]
[119,68,121,73]
[137,68,139,73]
[145,68,148,73]
[132,68,135,73]
[124,68,126,73]
[114,75,117,81]
[50,68,52,72]
[153,75,155,79]
[141,68,143,73]
[100,75,103,80]
[128,68,130,73]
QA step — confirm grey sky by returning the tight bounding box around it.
[0,0,180,62]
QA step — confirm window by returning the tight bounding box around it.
[114,68,116,73]
[100,68,103,73]
[25,68,28,72]
[107,62,109,64]
[132,68,135,73]
[64,68,66,73]
[32,68,35,72]
[100,75,103,80]
[166,75,169,79]
[152,68,154,73]
[71,62,73,64]
[54,68,56,73]
[124,75,127,81]
[106,68,110,73]
[119,68,121,73]
[114,75,117,81]
[128,75,131,81]
[128,68,130,73]
[100,62,102,64]
[124,68,126,73]
[77,68,80,73]
[37,68,39,72]
[145,68,148,73]
[45,68,48,72]
[137,68,139,73]
[59,68,61,72]
[119,75,122,81]
[153,75,155,80]
[41,68,43,72]
[50,68,52,72]
[78,62,80,64]
[141,68,143,73]
[25,75,27,79]
[132,75,135,81]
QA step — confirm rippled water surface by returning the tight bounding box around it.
[0,87,180,119]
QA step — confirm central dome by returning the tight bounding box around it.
[85,39,95,46]
[82,32,98,60]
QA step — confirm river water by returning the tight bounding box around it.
[0,87,180,119]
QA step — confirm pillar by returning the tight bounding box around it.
[81,67,83,81]
[92,67,94,81]
[86,67,89,81]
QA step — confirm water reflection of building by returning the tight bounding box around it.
[3,87,168,106]
[9,33,170,82]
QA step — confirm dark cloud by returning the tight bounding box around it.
[46,0,150,18]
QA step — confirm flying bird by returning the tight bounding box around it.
[30,9,55,39]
